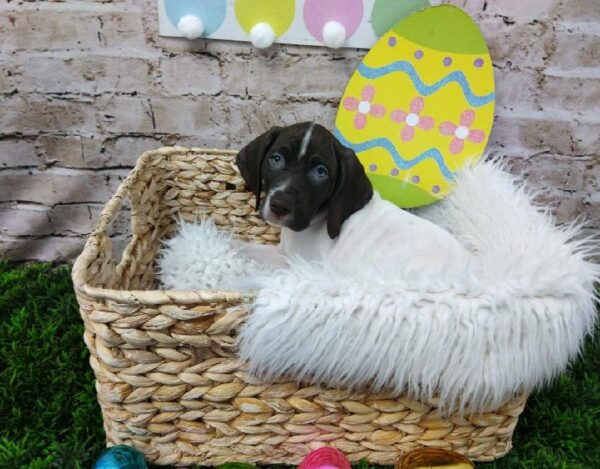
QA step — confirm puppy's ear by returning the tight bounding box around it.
[326,139,373,239]
[236,127,281,210]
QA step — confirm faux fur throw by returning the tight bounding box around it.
[157,219,272,291]
[238,161,599,413]
[158,161,599,413]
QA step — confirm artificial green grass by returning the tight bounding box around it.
[0,262,104,468]
[0,262,598,468]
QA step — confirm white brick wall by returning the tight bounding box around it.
[0,0,598,261]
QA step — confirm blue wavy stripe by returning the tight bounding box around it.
[334,129,455,181]
[357,62,495,108]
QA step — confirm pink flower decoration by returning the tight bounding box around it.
[299,447,351,469]
[343,85,386,129]
[390,97,435,141]
[439,110,486,155]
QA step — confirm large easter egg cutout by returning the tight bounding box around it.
[334,5,495,208]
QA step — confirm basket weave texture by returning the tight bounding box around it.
[72,147,527,466]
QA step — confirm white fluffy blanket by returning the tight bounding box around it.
[158,161,599,413]
[158,219,272,291]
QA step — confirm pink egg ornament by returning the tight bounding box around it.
[298,447,351,469]
[303,0,363,49]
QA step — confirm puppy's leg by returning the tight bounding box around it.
[233,238,287,269]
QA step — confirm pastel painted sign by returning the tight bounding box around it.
[157,0,429,49]
[335,5,495,208]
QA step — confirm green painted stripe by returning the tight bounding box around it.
[392,5,488,55]
[371,0,430,38]
[368,173,440,208]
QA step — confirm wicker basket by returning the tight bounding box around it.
[72,147,527,467]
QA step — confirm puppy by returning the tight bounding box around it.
[236,122,473,281]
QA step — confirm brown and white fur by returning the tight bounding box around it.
[235,122,473,281]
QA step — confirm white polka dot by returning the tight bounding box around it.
[455,126,469,139]
[358,101,371,114]
[405,113,419,127]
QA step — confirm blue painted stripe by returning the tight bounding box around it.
[334,129,455,181]
[357,62,495,108]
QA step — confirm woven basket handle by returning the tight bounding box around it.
[72,156,146,290]
[94,173,133,235]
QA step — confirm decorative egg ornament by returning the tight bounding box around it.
[298,447,351,469]
[334,5,495,208]
[93,445,148,469]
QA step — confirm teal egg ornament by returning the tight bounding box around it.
[93,445,148,469]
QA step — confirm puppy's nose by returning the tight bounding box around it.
[270,197,292,218]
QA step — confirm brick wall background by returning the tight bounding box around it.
[0,0,598,262]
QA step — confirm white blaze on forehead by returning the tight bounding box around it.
[298,123,316,159]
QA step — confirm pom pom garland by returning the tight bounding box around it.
[177,14,204,40]
[250,22,276,49]
[322,21,347,49]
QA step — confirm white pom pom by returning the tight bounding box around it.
[322,21,346,49]
[177,14,204,40]
[250,22,276,49]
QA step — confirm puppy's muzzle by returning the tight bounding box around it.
[269,192,293,218]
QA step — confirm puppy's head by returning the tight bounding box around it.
[236,122,373,239]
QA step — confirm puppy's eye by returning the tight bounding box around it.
[312,164,328,179]
[269,153,284,167]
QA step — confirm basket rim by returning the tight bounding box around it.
[72,146,251,305]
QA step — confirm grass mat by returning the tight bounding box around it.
[0,262,598,468]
